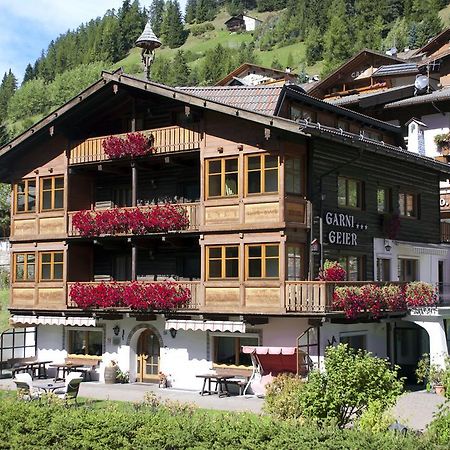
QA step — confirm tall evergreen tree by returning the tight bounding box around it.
[150,0,166,36]
[354,0,384,51]
[185,0,198,23]
[23,64,34,84]
[171,50,191,86]
[196,0,217,23]
[0,124,8,147]
[0,70,18,122]
[161,1,187,48]
[322,0,354,75]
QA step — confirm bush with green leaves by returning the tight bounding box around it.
[299,344,403,428]
[190,22,215,36]
[264,373,305,420]
[355,399,396,433]
[426,405,450,447]
[0,394,432,449]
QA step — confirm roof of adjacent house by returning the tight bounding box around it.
[413,28,450,57]
[372,63,419,77]
[308,49,405,97]
[224,14,262,24]
[178,85,283,115]
[1,70,450,177]
[383,86,450,109]
[215,63,297,86]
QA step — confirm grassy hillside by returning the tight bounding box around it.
[440,3,450,26]
[114,8,324,78]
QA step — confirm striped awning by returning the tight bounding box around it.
[165,319,246,333]
[10,315,96,327]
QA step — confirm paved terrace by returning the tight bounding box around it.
[0,379,445,430]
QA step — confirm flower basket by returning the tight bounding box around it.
[102,132,154,159]
[318,260,346,281]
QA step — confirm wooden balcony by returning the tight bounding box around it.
[69,124,202,165]
[67,202,201,237]
[67,281,201,311]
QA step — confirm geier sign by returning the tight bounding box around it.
[324,211,367,247]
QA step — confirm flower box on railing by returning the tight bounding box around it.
[103,132,154,159]
[69,282,191,310]
[332,281,437,319]
[72,204,190,237]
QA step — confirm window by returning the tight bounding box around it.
[338,177,362,209]
[398,258,418,282]
[338,256,363,281]
[377,187,390,213]
[287,246,303,280]
[207,246,239,279]
[285,157,303,194]
[247,244,279,279]
[40,251,64,281]
[399,192,418,218]
[67,329,103,356]
[206,158,238,198]
[337,119,350,132]
[340,333,367,351]
[247,154,279,194]
[377,258,391,282]
[41,176,64,211]
[14,253,36,281]
[289,104,316,122]
[15,179,36,213]
[213,334,259,366]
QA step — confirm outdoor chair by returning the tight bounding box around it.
[13,373,42,401]
[53,372,83,405]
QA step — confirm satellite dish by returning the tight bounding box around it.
[414,75,429,95]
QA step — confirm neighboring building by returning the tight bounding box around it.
[215,63,299,87]
[1,70,449,388]
[224,15,262,32]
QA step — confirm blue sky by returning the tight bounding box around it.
[0,0,187,84]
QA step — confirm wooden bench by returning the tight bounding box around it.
[8,357,38,378]
[64,356,101,381]
[214,367,252,396]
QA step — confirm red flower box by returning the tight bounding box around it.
[102,132,154,159]
[70,282,191,310]
[72,204,190,237]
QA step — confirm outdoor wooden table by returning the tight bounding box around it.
[49,363,84,382]
[25,360,53,379]
[33,381,65,393]
[196,374,235,397]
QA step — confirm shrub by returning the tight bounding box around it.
[190,22,215,36]
[355,400,396,433]
[299,344,403,428]
[426,406,450,447]
[264,373,305,420]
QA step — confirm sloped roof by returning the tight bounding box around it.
[178,85,283,115]
[384,86,450,109]
[216,63,297,86]
[372,63,418,77]
[414,28,450,57]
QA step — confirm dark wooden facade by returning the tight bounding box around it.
[2,74,447,318]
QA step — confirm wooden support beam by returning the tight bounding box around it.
[131,162,137,207]
[131,242,137,281]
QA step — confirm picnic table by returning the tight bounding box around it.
[196,373,236,397]
[33,381,66,393]
[49,363,84,382]
[12,360,53,379]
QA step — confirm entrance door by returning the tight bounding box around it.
[136,329,160,382]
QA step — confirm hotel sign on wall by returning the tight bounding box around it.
[324,211,368,246]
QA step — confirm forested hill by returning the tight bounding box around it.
[0,0,449,145]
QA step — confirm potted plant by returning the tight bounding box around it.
[434,132,450,155]
[430,365,446,396]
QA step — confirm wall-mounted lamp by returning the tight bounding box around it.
[169,328,177,338]
[384,239,392,252]
[113,324,120,336]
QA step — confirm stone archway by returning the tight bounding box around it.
[127,324,164,383]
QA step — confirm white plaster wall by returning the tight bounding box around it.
[422,113,450,158]
[243,16,259,31]
[373,238,447,284]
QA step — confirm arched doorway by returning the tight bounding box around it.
[136,328,161,383]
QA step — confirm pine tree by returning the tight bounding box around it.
[322,0,354,75]
[0,124,9,147]
[0,70,18,122]
[171,50,191,86]
[415,0,443,47]
[271,57,283,70]
[185,0,198,23]
[161,1,187,48]
[196,0,217,23]
[305,26,323,65]
[23,64,34,84]
[202,44,231,83]
[354,0,385,51]
[118,0,147,52]
[150,0,165,36]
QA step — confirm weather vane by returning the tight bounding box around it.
[135,20,162,80]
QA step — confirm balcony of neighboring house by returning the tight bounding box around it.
[66,239,201,311]
[441,221,450,243]
[67,153,201,237]
[68,124,202,166]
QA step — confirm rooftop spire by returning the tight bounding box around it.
[135,20,162,80]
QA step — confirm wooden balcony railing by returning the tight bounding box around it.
[67,281,201,311]
[69,124,202,165]
[442,222,450,243]
[285,281,407,313]
[67,202,201,236]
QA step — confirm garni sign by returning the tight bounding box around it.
[324,211,368,246]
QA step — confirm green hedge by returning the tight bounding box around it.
[0,397,433,450]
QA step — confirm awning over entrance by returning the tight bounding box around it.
[165,319,246,333]
[10,315,96,327]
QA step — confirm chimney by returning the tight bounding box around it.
[406,118,427,156]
